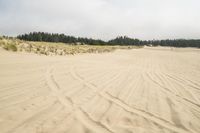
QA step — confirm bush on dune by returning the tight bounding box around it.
[3,43,17,52]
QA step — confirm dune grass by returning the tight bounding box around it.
[0,36,142,55]
[0,37,18,52]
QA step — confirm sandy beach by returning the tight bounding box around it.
[0,47,200,133]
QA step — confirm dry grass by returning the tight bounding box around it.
[0,37,142,55]
[0,38,18,52]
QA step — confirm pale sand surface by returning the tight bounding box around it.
[0,47,200,133]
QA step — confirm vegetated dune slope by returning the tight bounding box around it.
[0,47,200,133]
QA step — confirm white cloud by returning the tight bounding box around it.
[0,0,200,40]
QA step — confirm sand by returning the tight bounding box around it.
[0,47,200,133]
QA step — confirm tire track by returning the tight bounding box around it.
[145,72,200,109]
[163,73,200,104]
[70,66,191,133]
[70,66,125,93]
[0,82,45,102]
[164,73,200,91]
[5,101,58,133]
[0,88,51,110]
[45,66,114,133]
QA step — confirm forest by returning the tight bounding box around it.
[17,32,200,48]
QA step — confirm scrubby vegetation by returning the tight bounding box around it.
[0,36,140,55]
[3,44,17,51]
[17,32,200,48]
[0,38,18,52]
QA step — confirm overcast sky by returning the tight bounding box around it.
[0,0,200,40]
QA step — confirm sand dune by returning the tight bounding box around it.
[0,47,200,133]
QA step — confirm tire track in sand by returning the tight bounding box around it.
[46,66,114,133]
[70,66,191,133]
[145,72,200,111]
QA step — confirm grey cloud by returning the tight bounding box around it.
[0,0,200,40]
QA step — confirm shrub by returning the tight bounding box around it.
[3,44,17,52]
[3,45,9,50]
[10,44,17,51]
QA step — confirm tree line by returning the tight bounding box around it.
[17,32,200,48]
[17,32,106,45]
